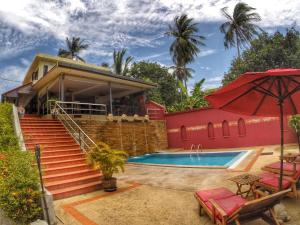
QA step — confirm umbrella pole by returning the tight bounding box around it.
[279,101,284,191]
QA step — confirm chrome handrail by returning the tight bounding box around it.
[52,102,98,153]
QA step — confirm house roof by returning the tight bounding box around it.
[2,82,33,98]
[23,53,157,88]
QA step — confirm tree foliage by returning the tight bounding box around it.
[58,37,88,62]
[129,61,180,108]
[166,14,205,85]
[0,103,42,224]
[168,80,208,112]
[112,49,134,76]
[87,142,128,180]
[220,2,262,58]
[289,114,300,152]
[223,28,300,85]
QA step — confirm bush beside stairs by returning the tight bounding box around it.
[21,114,102,200]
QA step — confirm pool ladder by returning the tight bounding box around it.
[190,144,203,159]
[190,144,203,152]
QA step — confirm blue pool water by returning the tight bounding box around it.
[127,151,247,167]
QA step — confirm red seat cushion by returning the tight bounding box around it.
[195,187,235,202]
[203,195,246,217]
[259,175,291,189]
[213,195,246,216]
[265,162,300,172]
[259,172,277,179]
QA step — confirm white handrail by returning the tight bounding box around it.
[53,101,107,115]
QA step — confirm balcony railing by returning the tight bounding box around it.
[47,101,107,115]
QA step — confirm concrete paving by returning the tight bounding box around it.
[55,145,300,225]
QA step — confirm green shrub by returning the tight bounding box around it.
[0,103,19,151]
[0,103,42,224]
[289,114,300,151]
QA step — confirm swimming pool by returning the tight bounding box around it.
[127,151,250,168]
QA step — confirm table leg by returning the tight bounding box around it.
[236,184,242,196]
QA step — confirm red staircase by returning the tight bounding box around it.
[21,114,102,200]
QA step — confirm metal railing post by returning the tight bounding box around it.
[35,145,50,225]
[79,129,82,150]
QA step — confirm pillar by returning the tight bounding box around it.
[109,82,113,114]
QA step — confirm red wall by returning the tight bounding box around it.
[165,108,297,149]
[145,101,166,120]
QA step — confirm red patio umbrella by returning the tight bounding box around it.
[205,68,300,190]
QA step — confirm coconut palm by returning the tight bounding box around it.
[112,49,134,76]
[171,65,194,88]
[166,14,205,85]
[166,14,205,65]
[58,37,89,62]
[220,2,262,58]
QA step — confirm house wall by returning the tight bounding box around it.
[165,108,297,149]
[73,118,168,156]
[37,60,56,80]
[145,101,165,120]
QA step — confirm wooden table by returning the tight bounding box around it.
[283,153,300,174]
[283,153,299,163]
[229,174,261,198]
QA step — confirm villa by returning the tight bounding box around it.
[1,53,157,116]
[1,55,300,225]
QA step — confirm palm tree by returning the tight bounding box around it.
[112,49,134,76]
[166,14,205,85]
[58,37,89,62]
[171,65,194,88]
[220,2,262,58]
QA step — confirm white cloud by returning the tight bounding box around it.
[200,66,211,70]
[198,49,217,57]
[0,0,299,60]
[203,75,223,89]
[0,65,26,95]
[207,75,223,83]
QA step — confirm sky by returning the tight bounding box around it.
[0,0,299,95]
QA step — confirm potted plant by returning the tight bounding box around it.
[87,142,128,192]
[289,114,300,152]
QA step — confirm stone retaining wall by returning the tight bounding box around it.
[74,118,168,156]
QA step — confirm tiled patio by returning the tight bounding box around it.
[55,145,300,225]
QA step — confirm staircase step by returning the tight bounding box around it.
[44,169,99,183]
[51,181,102,200]
[42,158,87,169]
[25,140,76,147]
[41,153,85,162]
[26,139,75,144]
[23,132,69,138]
[22,128,66,132]
[46,174,101,191]
[21,114,102,199]
[27,143,79,150]
[21,120,61,124]
[41,149,82,157]
[43,164,90,176]
[21,124,64,129]
[24,137,72,142]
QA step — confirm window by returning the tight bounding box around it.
[222,120,230,137]
[31,70,38,81]
[180,126,187,141]
[207,122,215,139]
[238,118,246,136]
[43,65,48,76]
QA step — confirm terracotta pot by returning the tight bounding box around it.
[102,177,117,192]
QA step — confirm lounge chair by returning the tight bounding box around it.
[195,187,290,225]
[262,161,300,176]
[254,171,299,199]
